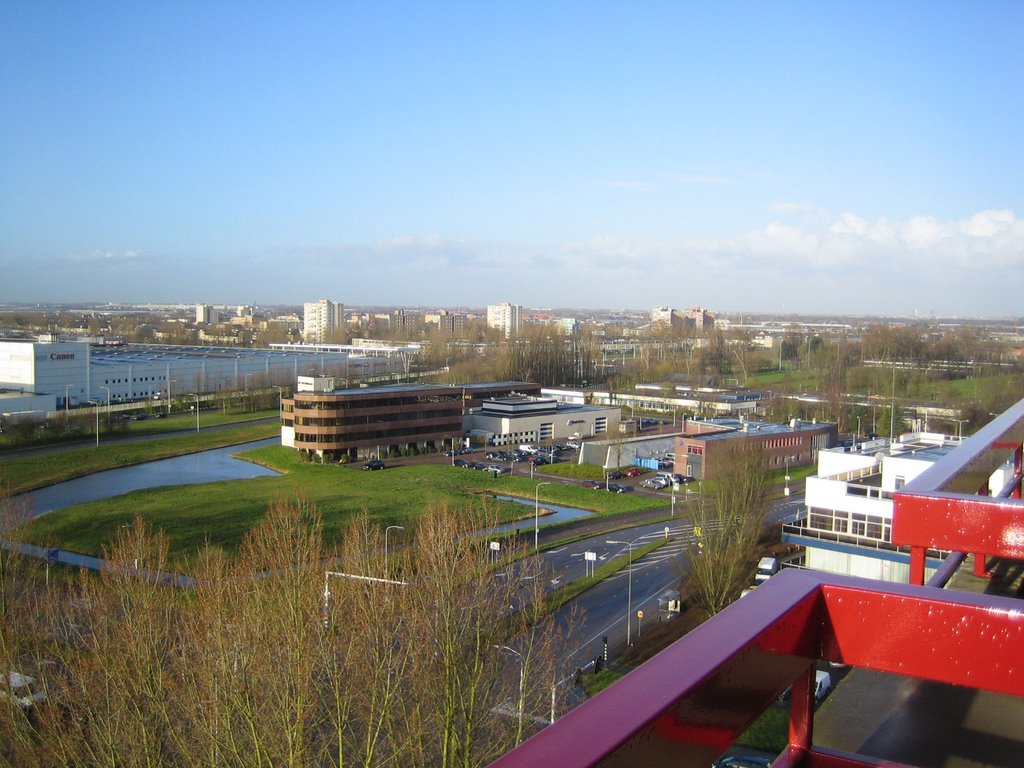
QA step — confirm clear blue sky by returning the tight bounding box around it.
[2,1,1022,315]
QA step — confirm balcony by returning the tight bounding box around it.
[491,397,1024,768]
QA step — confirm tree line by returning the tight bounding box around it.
[1,497,566,767]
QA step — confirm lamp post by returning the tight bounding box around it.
[271,385,283,417]
[534,482,551,552]
[167,379,176,415]
[384,525,404,579]
[607,536,642,646]
[100,385,111,430]
[87,401,99,447]
[494,644,526,742]
[784,456,791,497]
[189,393,200,433]
[64,384,72,417]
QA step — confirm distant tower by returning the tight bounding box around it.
[196,304,219,325]
[303,299,342,343]
[487,302,522,338]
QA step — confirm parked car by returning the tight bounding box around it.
[606,483,631,493]
[582,480,603,489]
[453,459,470,467]
[607,470,624,480]
[624,467,644,477]
[2,671,46,709]
[642,477,670,489]
[362,459,386,470]
[711,755,773,768]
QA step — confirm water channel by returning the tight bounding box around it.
[27,438,281,517]
[487,494,594,535]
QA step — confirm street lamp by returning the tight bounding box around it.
[384,525,404,579]
[493,644,526,742]
[188,393,200,433]
[167,379,176,415]
[271,385,283,417]
[534,482,552,552]
[607,536,643,646]
[87,401,99,447]
[64,384,72,417]
[784,456,791,497]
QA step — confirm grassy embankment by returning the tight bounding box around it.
[19,447,665,562]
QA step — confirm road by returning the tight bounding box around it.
[535,491,805,672]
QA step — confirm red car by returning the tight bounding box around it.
[581,480,603,489]
[624,467,644,477]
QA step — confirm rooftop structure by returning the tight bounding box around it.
[784,432,968,582]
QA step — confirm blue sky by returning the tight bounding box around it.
[2,1,1022,315]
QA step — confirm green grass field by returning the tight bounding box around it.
[19,447,666,561]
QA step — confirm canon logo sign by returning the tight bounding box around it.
[49,353,76,360]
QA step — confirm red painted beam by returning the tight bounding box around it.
[490,569,1024,768]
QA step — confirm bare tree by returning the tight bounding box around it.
[686,442,771,616]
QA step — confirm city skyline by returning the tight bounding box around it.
[3,2,1023,316]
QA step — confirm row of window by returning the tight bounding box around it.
[765,436,801,449]
[808,508,891,542]
[102,375,169,385]
[294,424,454,444]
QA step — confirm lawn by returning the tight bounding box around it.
[19,447,666,561]
[0,422,280,494]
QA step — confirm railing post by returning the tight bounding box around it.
[787,664,815,765]
[909,545,926,586]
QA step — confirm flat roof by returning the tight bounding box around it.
[685,417,833,441]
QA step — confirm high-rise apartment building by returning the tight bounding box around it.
[303,299,342,343]
[195,304,220,325]
[486,302,522,338]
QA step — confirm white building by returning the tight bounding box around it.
[465,396,619,446]
[487,302,522,338]
[195,304,220,325]
[304,299,342,343]
[0,338,356,411]
[782,432,978,583]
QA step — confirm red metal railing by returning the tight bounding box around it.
[893,396,1024,584]
[490,568,1024,767]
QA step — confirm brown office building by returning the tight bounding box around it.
[675,417,836,480]
[281,378,540,461]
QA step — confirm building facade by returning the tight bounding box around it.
[303,299,342,343]
[782,432,970,582]
[281,379,541,461]
[465,396,620,446]
[674,417,836,480]
[487,302,522,338]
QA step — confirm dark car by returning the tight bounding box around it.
[711,755,772,768]
[607,470,624,480]
[363,459,386,470]
[453,459,470,467]
[606,483,631,493]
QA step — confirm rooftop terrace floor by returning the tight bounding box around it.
[813,556,1024,768]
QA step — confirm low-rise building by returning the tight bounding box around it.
[782,431,976,583]
[281,379,541,461]
[674,416,836,480]
[465,396,620,446]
